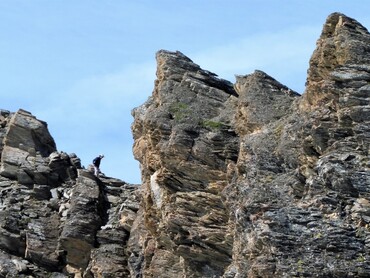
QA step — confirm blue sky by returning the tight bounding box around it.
[0,1,369,184]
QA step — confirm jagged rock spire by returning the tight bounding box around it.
[303,12,370,109]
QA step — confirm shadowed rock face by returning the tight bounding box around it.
[0,110,141,277]
[0,12,369,278]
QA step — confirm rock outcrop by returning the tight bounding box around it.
[131,50,239,277]
[0,12,369,278]
[131,12,370,278]
[222,14,370,277]
[0,109,140,277]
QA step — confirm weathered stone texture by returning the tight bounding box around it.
[131,49,239,277]
[0,11,369,278]
[0,110,140,277]
[132,12,370,278]
[223,13,370,278]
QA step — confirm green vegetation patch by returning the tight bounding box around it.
[169,102,190,121]
[200,120,225,130]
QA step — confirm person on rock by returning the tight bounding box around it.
[93,154,104,177]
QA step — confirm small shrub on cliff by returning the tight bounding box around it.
[169,102,189,122]
[200,120,225,130]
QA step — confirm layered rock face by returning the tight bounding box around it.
[0,12,369,278]
[132,13,370,278]
[222,13,370,277]
[131,51,239,277]
[0,109,140,277]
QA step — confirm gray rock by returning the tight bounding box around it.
[59,172,103,269]
[0,109,141,276]
[131,12,370,278]
[3,109,56,157]
[25,214,61,270]
[0,11,369,278]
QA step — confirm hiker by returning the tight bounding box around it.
[93,154,104,177]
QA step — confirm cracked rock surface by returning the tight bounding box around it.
[0,12,369,278]
[132,13,370,278]
[0,110,140,277]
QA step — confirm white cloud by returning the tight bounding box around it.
[36,61,155,126]
[191,25,321,93]
[33,61,156,183]
[35,25,321,183]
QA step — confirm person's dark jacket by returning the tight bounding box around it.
[93,157,102,167]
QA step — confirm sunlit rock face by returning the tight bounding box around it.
[132,12,370,278]
[131,49,240,277]
[0,12,369,278]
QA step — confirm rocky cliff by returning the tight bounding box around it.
[0,12,369,278]
[131,12,370,278]
[0,109,141,277]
